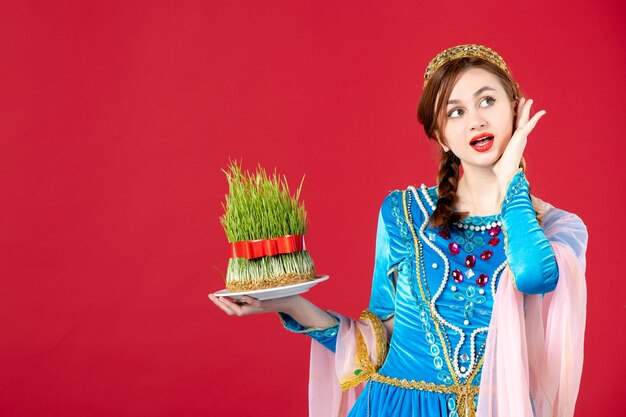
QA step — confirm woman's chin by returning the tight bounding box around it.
[460,154,503,171]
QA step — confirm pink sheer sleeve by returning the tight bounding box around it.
[308,310,387,417]
[477,202,587,417]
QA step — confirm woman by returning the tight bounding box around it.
[210,44,587,417]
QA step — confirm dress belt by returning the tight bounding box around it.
[370,373,479,417]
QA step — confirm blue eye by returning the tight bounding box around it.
[479,96,495,108]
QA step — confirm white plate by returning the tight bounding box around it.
[213,275,329,301]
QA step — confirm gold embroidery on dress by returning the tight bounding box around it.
[402,190,460,384]
[371,373,479,417]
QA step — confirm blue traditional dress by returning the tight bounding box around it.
[280,171,584,417]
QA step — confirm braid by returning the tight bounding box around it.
[431,151,466,228]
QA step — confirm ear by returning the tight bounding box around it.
[512,98,519,129]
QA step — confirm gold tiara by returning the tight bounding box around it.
[423,44,510,87]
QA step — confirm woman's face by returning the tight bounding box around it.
[437,67,515,170]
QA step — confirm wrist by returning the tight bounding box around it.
[500,169,525,207]
[271,295,302,315]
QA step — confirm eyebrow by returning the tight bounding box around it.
[447,86,496,105]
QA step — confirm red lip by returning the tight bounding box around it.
[469,133,494,152]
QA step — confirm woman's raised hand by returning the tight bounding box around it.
[493,97,546,195]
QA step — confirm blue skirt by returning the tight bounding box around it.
[347,379,476,417]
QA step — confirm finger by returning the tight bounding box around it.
[210,295,238,316]
[219,295,245,308]
[239,297,266,314]
[225,296,248,306]
[522,110,547,135]
[224,299,246,316]
[516,97,526,116]
[241,295,262,308]
[520,98,533,127]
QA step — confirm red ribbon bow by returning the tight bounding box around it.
[229,235,305,260]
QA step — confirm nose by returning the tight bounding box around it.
[469,111,487,131]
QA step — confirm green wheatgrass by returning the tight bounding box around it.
[220,161,316,290]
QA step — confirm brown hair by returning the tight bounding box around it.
[417,57,521,228]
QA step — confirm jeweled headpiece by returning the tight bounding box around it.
[423,44,510,88]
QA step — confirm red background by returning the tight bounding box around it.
[1,1,624,416]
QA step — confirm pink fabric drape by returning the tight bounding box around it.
[477,203,587,417]
[308,203,587,417]
[309,311,386,417]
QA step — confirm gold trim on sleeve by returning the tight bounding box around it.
[359,309,388,369]
[339,310,389,391]
[338,326,376,390]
